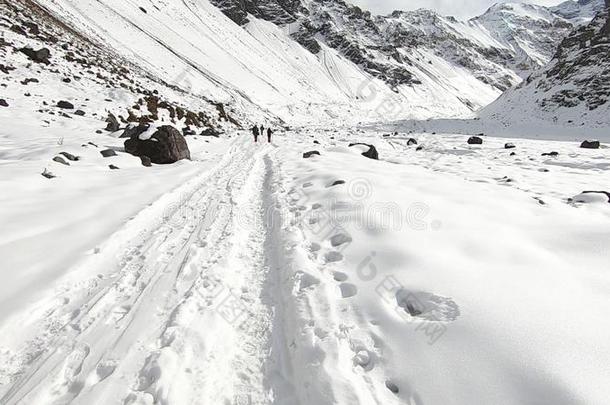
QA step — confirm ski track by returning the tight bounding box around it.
[0,137,297,405]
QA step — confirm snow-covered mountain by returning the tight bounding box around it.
[481,3,610,128]
[2,0,604,127]
[212,0,603,99]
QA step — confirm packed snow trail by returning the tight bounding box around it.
[0,136,292,404]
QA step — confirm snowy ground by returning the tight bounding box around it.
[1,124,609,405]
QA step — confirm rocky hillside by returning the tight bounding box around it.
[481,2,610,128]
[211,0,603,94]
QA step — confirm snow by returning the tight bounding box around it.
[1,0,610,403]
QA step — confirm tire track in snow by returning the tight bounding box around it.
[0,137,280,404]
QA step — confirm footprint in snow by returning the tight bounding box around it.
[330,233,352,247]
[324,251,343,263]
[339,283,358,298]
[395,289,460,322]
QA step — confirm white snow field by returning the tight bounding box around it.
[1,122,610,404]
[1,0,610,404]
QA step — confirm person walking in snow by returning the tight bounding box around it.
[267,127,273,143]
[252,125,259,143]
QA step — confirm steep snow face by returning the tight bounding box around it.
[469,2,576,76]
[481,7,610,130]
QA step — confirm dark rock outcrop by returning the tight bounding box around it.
[505,143,516,149]
[0,99,8,107]
[124,126,191,164]
[542,151,559,156]
[19,47,51,63]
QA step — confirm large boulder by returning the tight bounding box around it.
[580,140,600,149]
[124,125,190,164]
[467,136,483,145]
[348,143,378,160]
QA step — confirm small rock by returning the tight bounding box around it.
[41,168,56,179]
[74,110,85,116]
[11,25,27,36]
[109,164,120,170]
[467,136,483,145]
[0,99,8,107]
[140,156,152,167]
[407,138,418,146]
[313,140,320,144]
[100,149,117,158]
[121,123,149,138]
[62,78,72,83]
[505,143,516,149]
[20,78,39,85]
[53,156,69,165]
[303,151,320,159]
[541,151,559,157]
[580,140,600,149]
[105,112,120,132]
[416,145,424,151]
[59,151,79,161]
[57,100,74,109]
[329,180,345,187]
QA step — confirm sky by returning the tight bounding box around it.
[349,0,566,19]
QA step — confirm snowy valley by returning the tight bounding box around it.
[0,0,609,404]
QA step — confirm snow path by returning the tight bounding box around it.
[0,137,296,404]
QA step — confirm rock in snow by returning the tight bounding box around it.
[100,149,117,158]
[580,140,600,149]
[18,47,51,63]
[348,143,379,160]
[124,125,191,164]
[57,100,74,109]
[303,151,320,158]
[468,136,483,145]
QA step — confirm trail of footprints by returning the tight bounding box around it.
[288,173,460,401]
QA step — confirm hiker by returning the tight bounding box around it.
[267,127,273,143]
[252,125,259,143]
